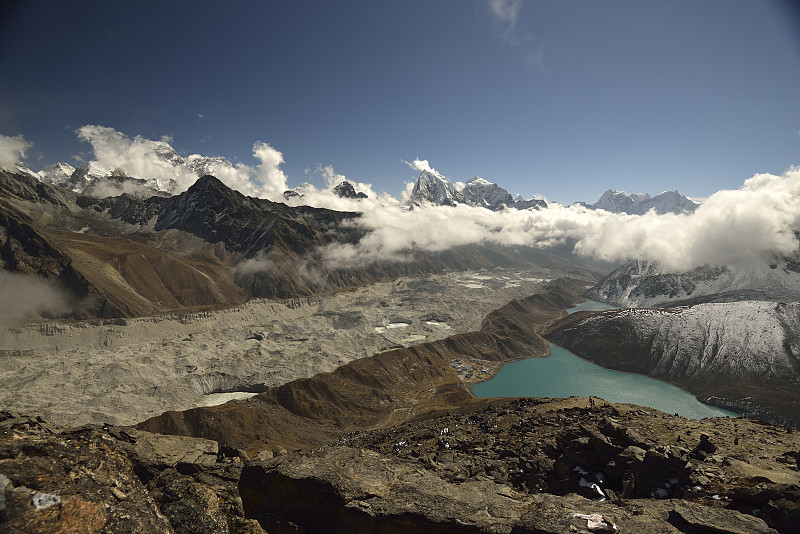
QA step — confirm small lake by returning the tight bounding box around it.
[471,300,739,419]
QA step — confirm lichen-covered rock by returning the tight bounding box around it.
[0,412,174,533]
[0,411,263,534]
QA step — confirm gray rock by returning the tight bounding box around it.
[239,446,777,534]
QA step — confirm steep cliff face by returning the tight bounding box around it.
[545,301,800,425]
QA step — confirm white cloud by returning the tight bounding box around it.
[77,125,199,191]
[282,165,396,212]
[252,141,289,199]
[488,0,522,26]
[319,164,347,188]
[404,158,444,179]
[0,133,32,170]
[0,271,70,325]
[487,0,542,69]
[318,167,800,272]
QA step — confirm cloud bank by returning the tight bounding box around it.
[319,166,800,272]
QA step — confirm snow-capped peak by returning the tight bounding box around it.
[406,169,547,211]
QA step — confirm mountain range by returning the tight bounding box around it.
[576,189,698,215]
[0,169,594,322]
[2,159,799,533]
[406,170,547,210]
[23,136,703,216]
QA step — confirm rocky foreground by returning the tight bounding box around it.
[2,278,800,533]
[2,399,799,533]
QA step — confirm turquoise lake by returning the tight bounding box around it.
[471,301,739,419]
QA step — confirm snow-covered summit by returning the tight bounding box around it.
[579,189,697,215]
[37,162,76,186]
[461,176,513,210]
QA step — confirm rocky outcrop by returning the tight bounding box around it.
[238,398,795,533]
[7,398,798,533]
[0,411,264,534]
[544,301,800,425]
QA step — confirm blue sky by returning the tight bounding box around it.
[1,0,799,204]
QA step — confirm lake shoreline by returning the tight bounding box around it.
[471,300,740,419]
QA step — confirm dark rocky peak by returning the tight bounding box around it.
[183,174,244,203]
[333,181,368,199]
[148,175,361,256]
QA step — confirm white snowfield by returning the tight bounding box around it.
[579,301,800,381]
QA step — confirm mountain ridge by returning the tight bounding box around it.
[407,170,547,210]
[588,258,800,307]
[576,188,698,215]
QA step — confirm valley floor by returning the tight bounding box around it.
[0,267,566,427]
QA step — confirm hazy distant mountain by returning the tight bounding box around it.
[512,194,548,210]
[587,257,800,308]
[578,189,698,215]
[407,171,546,210]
